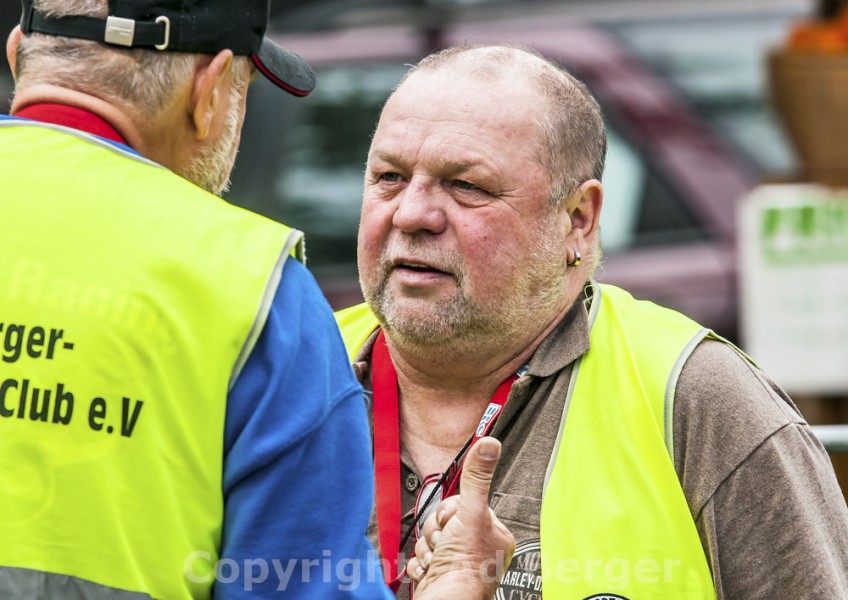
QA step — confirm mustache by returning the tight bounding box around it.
[379,240,465,276]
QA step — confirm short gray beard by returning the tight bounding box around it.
[363,213,568,357]
[367,250,494,347]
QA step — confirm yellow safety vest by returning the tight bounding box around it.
[335,282,717,598]
[0,120,302,599]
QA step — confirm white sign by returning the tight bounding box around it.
[739,184,848,394]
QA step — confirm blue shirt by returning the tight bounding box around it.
[219,251,392,598]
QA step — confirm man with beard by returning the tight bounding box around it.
[337,43,848,599]
[0,2,512,598]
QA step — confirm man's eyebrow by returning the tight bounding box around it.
[445,160,481,171]
[434,155,491,176]
[368,151,488,175]
[368,149,402,165]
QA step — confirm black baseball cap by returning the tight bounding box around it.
[19,0,315,97]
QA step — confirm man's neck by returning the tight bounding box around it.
[16,103,128,145]
[387,296,574,396]
[11,85,143,151]
[10,83,194,174]
[389,301,573,475]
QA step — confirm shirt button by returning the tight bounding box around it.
[404,473,420,492]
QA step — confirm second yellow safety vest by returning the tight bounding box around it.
[335,282,718,598]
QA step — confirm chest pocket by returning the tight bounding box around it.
[493,492,542,529]
[493,493,545,600]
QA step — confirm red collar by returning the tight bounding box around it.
[15,103,128,146]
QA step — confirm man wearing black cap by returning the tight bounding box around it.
[0,1,512,598]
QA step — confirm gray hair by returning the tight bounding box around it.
[15,0,248,117]
[403,44,607,209]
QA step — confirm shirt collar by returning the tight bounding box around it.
[14,103,132,149]
[525,283,593,378]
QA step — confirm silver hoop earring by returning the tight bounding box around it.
[567,250,582,267]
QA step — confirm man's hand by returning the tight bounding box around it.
[409,437,515,599]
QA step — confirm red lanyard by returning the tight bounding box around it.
[371,330,517,591]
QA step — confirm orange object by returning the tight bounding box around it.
[787,21,848,53]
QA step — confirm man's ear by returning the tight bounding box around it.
[188,49,234,140]
[6,25,23,79]
[564,179,603,246]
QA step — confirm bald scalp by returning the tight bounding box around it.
[399,44,607,209]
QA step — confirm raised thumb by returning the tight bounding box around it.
[457,437,501,508]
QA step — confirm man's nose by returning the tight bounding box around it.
[391,178,448,235]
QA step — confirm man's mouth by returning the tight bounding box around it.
[392,260,451,276]
[399,262,441,271]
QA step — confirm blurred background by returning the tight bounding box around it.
[0,0,813,340]
[2,0,847,487]
[237,0,807,343]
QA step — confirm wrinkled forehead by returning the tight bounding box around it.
[389,64,546,124]
[374,65,549,156]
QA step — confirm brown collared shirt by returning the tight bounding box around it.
[352,297,848,599]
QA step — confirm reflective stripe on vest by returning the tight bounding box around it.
[0,567,151,600]
[541,282,716,598]
[0,121,302,599]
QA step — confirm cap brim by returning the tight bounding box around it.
[252,37,315,97]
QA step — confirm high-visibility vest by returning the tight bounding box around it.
[336,282,717,598]
[0,120,302,599]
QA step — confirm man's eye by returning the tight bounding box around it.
[454,180,479,191]
[380,173,402,183]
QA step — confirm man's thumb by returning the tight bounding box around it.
[458,437,501,506]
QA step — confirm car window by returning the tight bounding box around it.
[600,127,644,252]
[610,10,806,174]
[601,126,705,252]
